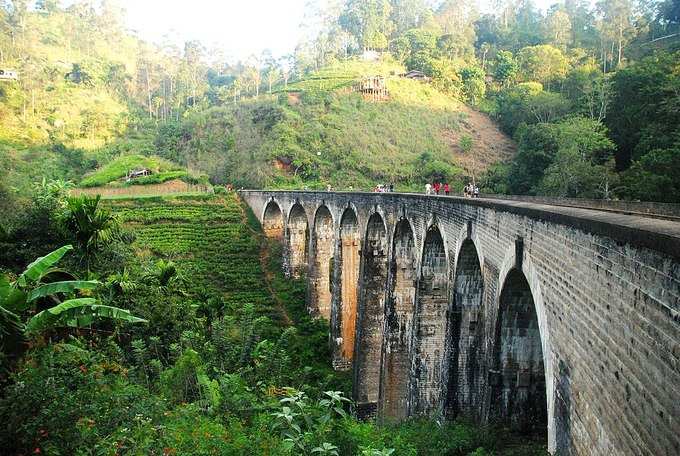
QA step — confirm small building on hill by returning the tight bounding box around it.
[126,168,152,181]
[400,70,430,82]
[0,69,18,81]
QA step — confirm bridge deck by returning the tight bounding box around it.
[248,191,680,259]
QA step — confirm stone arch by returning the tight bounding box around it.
[262,200,284,240]
[287,203,309,278]
[334,207,361,370]
[446,238,484,418]
[309,205,335,318]
[381,218,417,421]
[490,267,548,437]
[411,224,449,416]
[354,212,389,419]
[495,244,556,453]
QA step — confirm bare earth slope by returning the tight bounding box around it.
[444,105,517,177]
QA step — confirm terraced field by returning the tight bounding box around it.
[105,193,276,316]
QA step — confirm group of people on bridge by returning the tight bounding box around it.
[463,182,480,198]
[424,182,479,198]
[373,183,395,193]
[425,181,450,196]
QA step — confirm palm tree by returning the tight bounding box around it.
[62,195,119,269]
[148,259,178,288]
[0,245,146,359]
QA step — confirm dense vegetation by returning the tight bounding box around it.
[0,2,677,452]
[0,188,548,455]
[289,0,680,201]
[154,59,488,190]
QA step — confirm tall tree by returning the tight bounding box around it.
[436,0,478,59]
[546,8,573,50]
[390,0,429,36]
[339,0,394,49]
[596,0,638,69]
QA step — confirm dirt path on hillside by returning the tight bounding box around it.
[444,105,516,178]
[235,196,293,326]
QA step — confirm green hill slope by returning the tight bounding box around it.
[157,58,515,191]
[79,155,186,187]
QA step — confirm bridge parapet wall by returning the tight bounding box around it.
[240,190,680,456]
[485,194,680,219]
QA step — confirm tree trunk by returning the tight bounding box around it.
[146,67,152,119]
[617,22,623,67]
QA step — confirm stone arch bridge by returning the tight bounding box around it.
[240,190,680,456]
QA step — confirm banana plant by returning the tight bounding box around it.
[0,245,147,357]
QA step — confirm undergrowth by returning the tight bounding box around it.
[0,193,548,455]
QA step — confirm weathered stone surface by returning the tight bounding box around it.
[262,200,284,240]
[381,219,416,420]
[354,213,388,418]
[309,206,334,318]
[334,208,360,370]
[286,203,309,278]
[242,191,680,456]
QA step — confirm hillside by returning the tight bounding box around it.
[157,58,516,191]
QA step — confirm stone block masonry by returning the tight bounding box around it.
[244,190,680,456]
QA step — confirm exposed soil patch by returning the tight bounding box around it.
[444,106,516,177]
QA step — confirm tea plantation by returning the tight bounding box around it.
[108,194,277,316]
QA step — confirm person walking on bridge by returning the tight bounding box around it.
[425,183,432,195]
[434,182,441,195]
[444,182,450,196]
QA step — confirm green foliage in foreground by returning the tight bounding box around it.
[79,154,184,187]
[0,245,145,361]
[0,192,548,455]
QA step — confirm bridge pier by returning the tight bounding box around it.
[332,208,361,370]
[309,206,334,318]
[353,213,389,419]
[380,218,417,421]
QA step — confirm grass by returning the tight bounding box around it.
[265,59,468,189]
[79,154,184,187]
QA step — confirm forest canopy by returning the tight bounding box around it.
[0,0,678,200]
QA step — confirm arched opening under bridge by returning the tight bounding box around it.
[490,268,547,436]
[262,201,284,240]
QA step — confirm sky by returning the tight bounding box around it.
[105,0,559,61]
[119,0,308,61]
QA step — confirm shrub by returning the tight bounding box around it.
[0,342,164,455]
[160,349,208,405]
